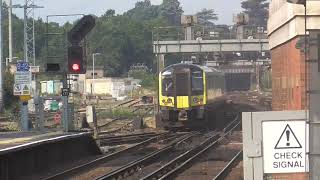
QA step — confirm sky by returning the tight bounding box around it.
[9,0,243,25]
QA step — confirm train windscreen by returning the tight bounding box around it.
[191,71,204,95]
[176,72,189,96]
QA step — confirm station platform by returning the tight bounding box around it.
[0,130,101,180]
[0,130,91,154]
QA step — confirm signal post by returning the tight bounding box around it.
[45,15,96,132]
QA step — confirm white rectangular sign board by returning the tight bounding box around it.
[14,70,32,96]
[263,121,307,173]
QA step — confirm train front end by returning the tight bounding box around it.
[159,64,206,127]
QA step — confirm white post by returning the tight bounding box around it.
[92,53,95,80]
[8,0,12,66]
[92,53,101,95]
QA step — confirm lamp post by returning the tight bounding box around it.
[91,53,101,94]
[92,53,101,80]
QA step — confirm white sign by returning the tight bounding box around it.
[14,84,31,96]
[30,66,40,73]
[263,121,307,173]
[14,68,32,96]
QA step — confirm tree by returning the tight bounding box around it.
[160,0,184,25]
[135,0,151,8]
[89,16,155,76]
[103,9,116,18]
[3,70,18,109]
[196,8,218,26]
[125,1,161,22]
[241,0,269,26]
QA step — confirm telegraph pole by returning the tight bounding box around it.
[8,0,12,67]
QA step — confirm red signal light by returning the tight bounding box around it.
[68,46,85,74]
[72,63,80,71]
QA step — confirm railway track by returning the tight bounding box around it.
[97,118,134,135]
[97,132,161,146]
[45,115,242,180]
[44,132,185,180]
[95,131,215,180]
[113,99,136,108]
[89,117,241,180]
[172,117,242,180]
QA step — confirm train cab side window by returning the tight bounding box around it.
[191,71,204,95]
[162,77,174,96]
[162,69,174,96]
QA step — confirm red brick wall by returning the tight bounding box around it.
[271,36,308,179]
[271,36,307,111]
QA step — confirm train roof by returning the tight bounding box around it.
[161,63,223,74]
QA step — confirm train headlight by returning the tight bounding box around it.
[193,97,199,103]
[167,98,173,103]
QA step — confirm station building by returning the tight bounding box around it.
[268,0,320,179]
[269,0,320,110]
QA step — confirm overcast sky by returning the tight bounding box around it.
[10,0,243,25]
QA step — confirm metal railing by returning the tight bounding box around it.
[153,25,268,42]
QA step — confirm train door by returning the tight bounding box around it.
[174,67,191,109]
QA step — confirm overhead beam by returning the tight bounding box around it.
[153,39,269,54]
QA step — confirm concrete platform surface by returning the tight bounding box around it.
[0,131,91,155]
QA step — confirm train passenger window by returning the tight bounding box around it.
[191,71,204,95]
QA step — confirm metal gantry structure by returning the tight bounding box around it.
[24,0,41,65]
[10,0,43,130]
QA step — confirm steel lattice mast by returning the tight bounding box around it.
[24,0,36,65]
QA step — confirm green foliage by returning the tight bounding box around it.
[196,9,218,26]
[129,70,156,89]
[160,0,184,25]
[98,108,140,119]
[3,70,19,109]
[241,0,269,26]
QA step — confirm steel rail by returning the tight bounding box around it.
[44,133,169,180]
[213,150,243,180]
[97,132,158,140]
[141,133,221,180]
[97,118,121,129]
[98,133,161,146]
[95,132,196,180]
[113,99,135,108]
[98,120,134,135]
[143,118,241,180]
[223,114,240,134]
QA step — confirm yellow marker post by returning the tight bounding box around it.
[20,95,32,102]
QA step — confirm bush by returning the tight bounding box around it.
[3,71,19,110]
[98,107,140,119]
[129,70,157,90]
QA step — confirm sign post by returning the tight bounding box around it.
[14,62,31,131]
[262,121,308,174]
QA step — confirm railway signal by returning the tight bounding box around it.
[66,15,96,74]
[68,15,96,45]
[68,46,85,74]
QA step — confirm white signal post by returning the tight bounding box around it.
[92,53,101,94]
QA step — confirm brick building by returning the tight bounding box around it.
[269,0,320,110]
[268,0,320,179]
